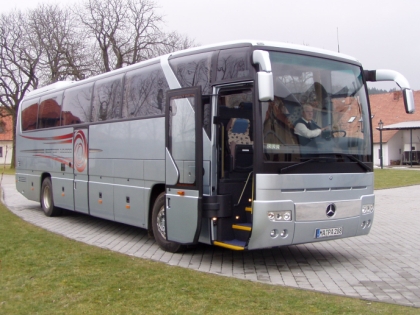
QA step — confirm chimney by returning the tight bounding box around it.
[393,91,402,101]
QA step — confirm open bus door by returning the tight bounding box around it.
[165,87,203,244]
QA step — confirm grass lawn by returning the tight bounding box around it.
[0,165,14,176]
[374,168,420,189]
[1,168,420,313]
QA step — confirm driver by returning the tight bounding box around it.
[294,104,330,147]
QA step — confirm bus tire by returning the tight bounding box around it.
[41,177,62,217]
[152,192,185,253]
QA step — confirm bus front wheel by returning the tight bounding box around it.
[41,177,62,217]
[151,192,185,253]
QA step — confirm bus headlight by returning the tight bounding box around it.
[267,210,292,222]
[362,204,374,215]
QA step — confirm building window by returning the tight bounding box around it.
[0,147,3,158]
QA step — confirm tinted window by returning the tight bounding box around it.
[169,52,212,94]
[92,74,124,121]
[38,93,63,129]
[123,64,169,118]
[216,48,251,82]
[62,83,93,125]
[21,99,39,131]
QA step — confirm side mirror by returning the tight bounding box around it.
[257,72,274,102]
[253,50,274,102]
[403,89,415,114]
[364,69,415,114]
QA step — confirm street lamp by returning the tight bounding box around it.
[378,120,384,169]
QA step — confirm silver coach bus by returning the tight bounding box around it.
[15,41,415,252]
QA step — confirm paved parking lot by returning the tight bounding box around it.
[2,174,420,307]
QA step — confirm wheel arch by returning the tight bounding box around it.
[39,172,51,200]
[147,183,165,235]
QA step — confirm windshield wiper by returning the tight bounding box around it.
[338,154,372,172]
[279,156,333,174]
[279,154,371,174]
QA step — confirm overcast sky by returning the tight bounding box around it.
[2,0,420,90]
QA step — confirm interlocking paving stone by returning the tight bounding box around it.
[2,174,420,307]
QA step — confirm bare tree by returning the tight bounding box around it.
[76,0,195,72]
[29,4,95,84]
[0,0,195,168]
[0,10,42,168]
[149,31,196,58]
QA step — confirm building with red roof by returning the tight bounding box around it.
[370,90,420,166]
[0,109,13,165]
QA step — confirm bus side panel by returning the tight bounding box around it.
[16,169,41,202]
[52,173,74,211]
[74,177,89,214]
[113,159,145,227]
[88,118,165,226]
[16,127,74,204]
[89,159,114,221]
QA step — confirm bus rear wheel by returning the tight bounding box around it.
[151,192,185,253]
[41,177,62,217]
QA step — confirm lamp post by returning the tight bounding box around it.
[378,120,383,169]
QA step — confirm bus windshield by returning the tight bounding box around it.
[262,51,372,164]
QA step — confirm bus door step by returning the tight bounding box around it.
[213,239,246,250]
[245,206,253,222]
[232,223,252,241]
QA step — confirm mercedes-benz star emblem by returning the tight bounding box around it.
[326,204,336,218]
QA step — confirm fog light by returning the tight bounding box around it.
[280,229,288,238]
[361,221,366,229]
[367,220,372,228]
[270,229,279,238]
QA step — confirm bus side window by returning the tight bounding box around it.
[91,74,124,122]
[123,64,169,118]
[21,100,39,131]
[169,51,212,95]
[62,83,93,126]
[203,103,211,139]
[38,93,63,129]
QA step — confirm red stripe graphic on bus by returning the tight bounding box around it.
[44,139,73,145]
[33,155,73,167]
[74,130,88,172]
[21,133,73,141]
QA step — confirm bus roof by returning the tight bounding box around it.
[169,40,359,63]
[24,40,360,100]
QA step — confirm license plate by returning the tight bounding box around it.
[316,227,343,238]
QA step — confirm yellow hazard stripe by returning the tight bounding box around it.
[232,224,252,232]
[213,241,245,251]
